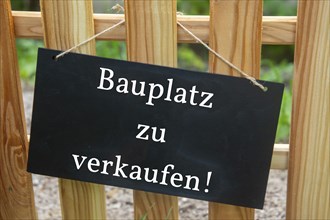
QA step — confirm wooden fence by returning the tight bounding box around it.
[0,0,329,219]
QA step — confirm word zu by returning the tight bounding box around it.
[136,124,166,143]
[97,68,214,108]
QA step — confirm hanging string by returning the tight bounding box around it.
[177,21,267,91]
[54,16,266,91]
[54,19,125,60]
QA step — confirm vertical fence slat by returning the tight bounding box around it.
[39,1,106,219]
[286,0,330,219]
[124,0,178,219]
[0,0,37,219]
[208,0,262,219]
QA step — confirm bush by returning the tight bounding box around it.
[16,39,43,84]
[261,60,293,143]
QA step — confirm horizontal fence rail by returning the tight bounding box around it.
[12,11,296,45]
[271,144,289,169]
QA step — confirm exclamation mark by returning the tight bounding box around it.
[204,171,212,193]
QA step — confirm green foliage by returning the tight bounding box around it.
[10,0,27,10]
[262,45,295,64]
[96,41,126,60]
[11,0,40,11]
[16,39,43,84]
[261,60,293,143]
[263,0,297,16]
[178,0,209,15]
[178,44,207,72]
[93,0,124,14]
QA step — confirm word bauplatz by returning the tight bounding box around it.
[97,68,214,108]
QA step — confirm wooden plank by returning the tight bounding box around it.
[12,11,43,39]
[39,1,106,219]
[208,0,262,219]
[286,0,330,219]
[124,0,178,219]
[271,144,289,170]
[93,14,126,41]
[12,11,296,45]
[262,16,296,45]
[0,0,37,219]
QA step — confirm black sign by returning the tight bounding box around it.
[28,48,283,209]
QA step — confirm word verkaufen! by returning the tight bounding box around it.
[96,67,214,108]
[72,154,213,193]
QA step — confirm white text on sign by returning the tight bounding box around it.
[136,124,166,143]
[72,154,212,193]
[97,67,214,108]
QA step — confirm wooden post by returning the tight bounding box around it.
[286,0,330,219]
[208,0,262,219]
[124,0,178,219]
[0,0,37,219]
[39,1,106,219]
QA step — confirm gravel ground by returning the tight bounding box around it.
[23,84,287,220]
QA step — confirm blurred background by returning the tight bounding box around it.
[11,0,297,144]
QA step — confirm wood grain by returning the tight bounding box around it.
[12,11,296,45]
[0,0,37,219]
[262,16,296,45]
[271,144,289,170]
[208,0,263,219]
[12,11,43,39]
[125,0,177,66]
[124,0,178,219]
[286,0,330,219]
[39,0,106,219]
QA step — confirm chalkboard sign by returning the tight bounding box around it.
[28,48,283,209]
